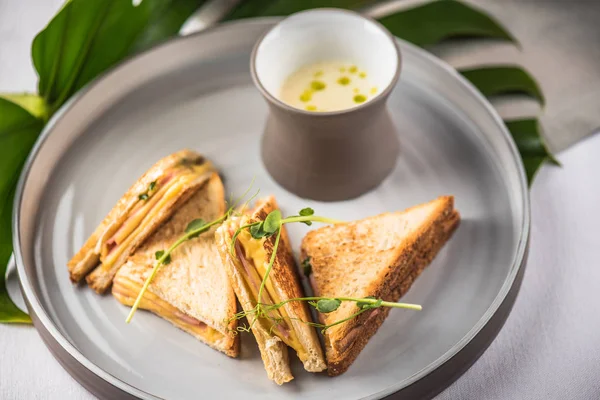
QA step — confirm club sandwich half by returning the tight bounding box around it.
[216,196,326,384]
[68,149,215,293]
[112,173,239,357]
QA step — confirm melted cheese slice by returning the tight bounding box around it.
[112,275,223,343]
[235,229,308,362]
[99,162,212,271]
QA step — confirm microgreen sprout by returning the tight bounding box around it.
[225,207,422,335]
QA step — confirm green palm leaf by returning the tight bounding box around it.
[225,0,379,19]
[33,0,207,116]
[460,66,545,106]
[378,0,516,46]
[505,118,559,183]
[0,98,44,324]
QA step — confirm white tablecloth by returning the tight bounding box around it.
[2,1,599,399]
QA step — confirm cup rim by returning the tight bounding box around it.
[250,8,402,117]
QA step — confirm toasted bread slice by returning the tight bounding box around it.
[112,174,239,357]
[216,196,326,384]
[67,149,214,293]
[301,196,460,376]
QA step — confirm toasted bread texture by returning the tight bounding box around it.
[216,196,326,384]
[67,149,214,293]
[301,196,460,376]
[112,174,239,357]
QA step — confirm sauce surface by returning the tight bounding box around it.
[279,61,378,112]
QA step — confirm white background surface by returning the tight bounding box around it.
[1,1,599,399]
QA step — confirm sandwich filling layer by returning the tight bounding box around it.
[231,227,308,362]
[112,274,224,343]
[95,159,212,273]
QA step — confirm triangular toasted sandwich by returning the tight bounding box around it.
[216,197,326,384]
[301,196,460,376]
[68,149,215,293]
[112,173,239,357]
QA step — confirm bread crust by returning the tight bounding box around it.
[301,196,460,376]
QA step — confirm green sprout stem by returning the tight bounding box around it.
[249,215,339,318]
[229,221,261,256]
[317,308,369,331]
[256,228,282,305]
[281,215,343,225]
[263,297,422,311]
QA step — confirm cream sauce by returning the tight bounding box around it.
[279,61,378,112]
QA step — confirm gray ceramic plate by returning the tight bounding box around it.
[13,19,529,400]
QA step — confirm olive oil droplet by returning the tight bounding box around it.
[299,90,312,102]
[370,87,378,94]
[353,94,367,104]
[337,76,351,86]
[359,72,367,78]
[311,80,326,91]
[314,70,323,77]
[306,105,317,111]
[349,65,358,74]
[353,88,360,93]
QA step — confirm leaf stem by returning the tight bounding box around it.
[229,221,261,256]
[281,215,343,225]
[229,177,258,211]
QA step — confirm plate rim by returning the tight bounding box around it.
[12,17,530,400]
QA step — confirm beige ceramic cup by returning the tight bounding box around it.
[251,9,401,201]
